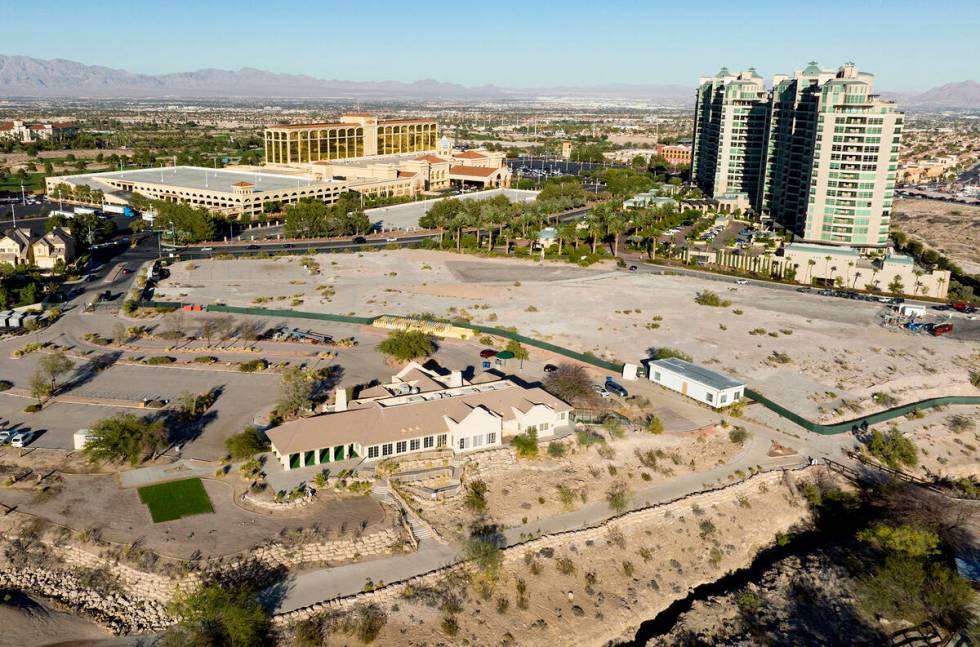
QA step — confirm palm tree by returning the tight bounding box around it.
[606,210,628,257]
[936,275,946,299]
[806,259,816,285]
[558,223,576,256]
[852,270,862,289]
[845,261,854,289]
[912,269,924,296]
[585,208,607,255]
[823,255,832,285]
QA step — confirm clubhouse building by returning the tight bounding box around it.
[267,362,572,471]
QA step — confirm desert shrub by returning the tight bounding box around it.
[193,355,218,364]
[144,355,175,365]
[728,427,750,444]
[867,428,917,469]
[646,415,664,434]
[464,479,489,514]
[511,430,539,459]
[694,290,730,307]
[555,557,576,575]
[238,359,268,372]
[606,481,630,514]
[547,441,568,458]
[650,347,692,362]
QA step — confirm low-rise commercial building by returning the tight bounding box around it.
[268,362,572,471]
[648,357,744,408]
[656,143,692,166]
[264,114,438,164]
[45,166,349,218]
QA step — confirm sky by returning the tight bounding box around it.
[2,0,977,91]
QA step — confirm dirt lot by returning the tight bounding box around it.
[888,404,979,480]
[156,250,980,423]
[308,468,817,647]
[0,466,389,560]
[0,592,111,647]
[416,425,743,541]
[892,198,980,276]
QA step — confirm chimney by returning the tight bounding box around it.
[335,386,347,412]
[449,370,463,388]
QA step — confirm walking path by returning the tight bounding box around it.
[271,423,819,614]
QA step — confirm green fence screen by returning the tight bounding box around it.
[138,301,978,435]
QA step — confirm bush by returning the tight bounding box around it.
[547,441,568,458]
[376,329,434,362]
[163,582,270,647]
[694,290,731,307]
[0,380,12,391]
[542,364,594,404]
[651,347,692,362]
[606,481,630,514]
[23,403,42,413]
[867,428,917,469]
[555,557,576,575]
[728,427,750,444]
[144,355,176,365]
[511,429,539,459]
[193,355,218,364]
[647,415,664,434]
[225,427,269,460]
[464,479,489,514]
[238,359,268,372]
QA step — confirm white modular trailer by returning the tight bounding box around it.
[648,357,745,408]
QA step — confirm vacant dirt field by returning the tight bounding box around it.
[0,469,389,560]
[305,468,819,647]
[890,404,979,480]
[892,198,980,276]
[415,425,745,541]
[156,250,980,422]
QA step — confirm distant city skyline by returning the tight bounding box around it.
[2,0,978,92]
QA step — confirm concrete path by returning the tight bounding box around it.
[274,541,459,613]
[270,427,815,615]
[118,459,220,488]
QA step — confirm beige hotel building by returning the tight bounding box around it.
[264,114,439,165]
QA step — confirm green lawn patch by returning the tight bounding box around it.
[137,477,214,523]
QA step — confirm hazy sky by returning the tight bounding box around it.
[3,0,977,91]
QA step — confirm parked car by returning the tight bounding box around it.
[121,267,133,275]
[604,377,629,397]
[592,384,611,398]
[10,431,35,448]
[932,305,950,311]
[929,323,954,336]
[85,273,100,282]
[385,237,399,243]
[628,265,638,271]
[352,236,367,244]
[479,349,497,358]
[735,279,748,285]
[796,287,812,293]
[245,244,260,250]
[543,364,558,374]
[0,430,12,444]
[283,243,295,248]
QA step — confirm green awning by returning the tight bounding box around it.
[496,350,515,359]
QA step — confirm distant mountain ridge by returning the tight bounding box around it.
[0,55,976,108]
[0,54,692,103]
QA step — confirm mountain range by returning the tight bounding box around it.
[0,55,977,108]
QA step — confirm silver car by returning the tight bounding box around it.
[10,431,35,448]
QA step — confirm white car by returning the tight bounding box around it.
[592,384,611,398]
[10,431,35,448]
[0,430,12,444]
[385,237,398,243]
[735,279,748,285]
